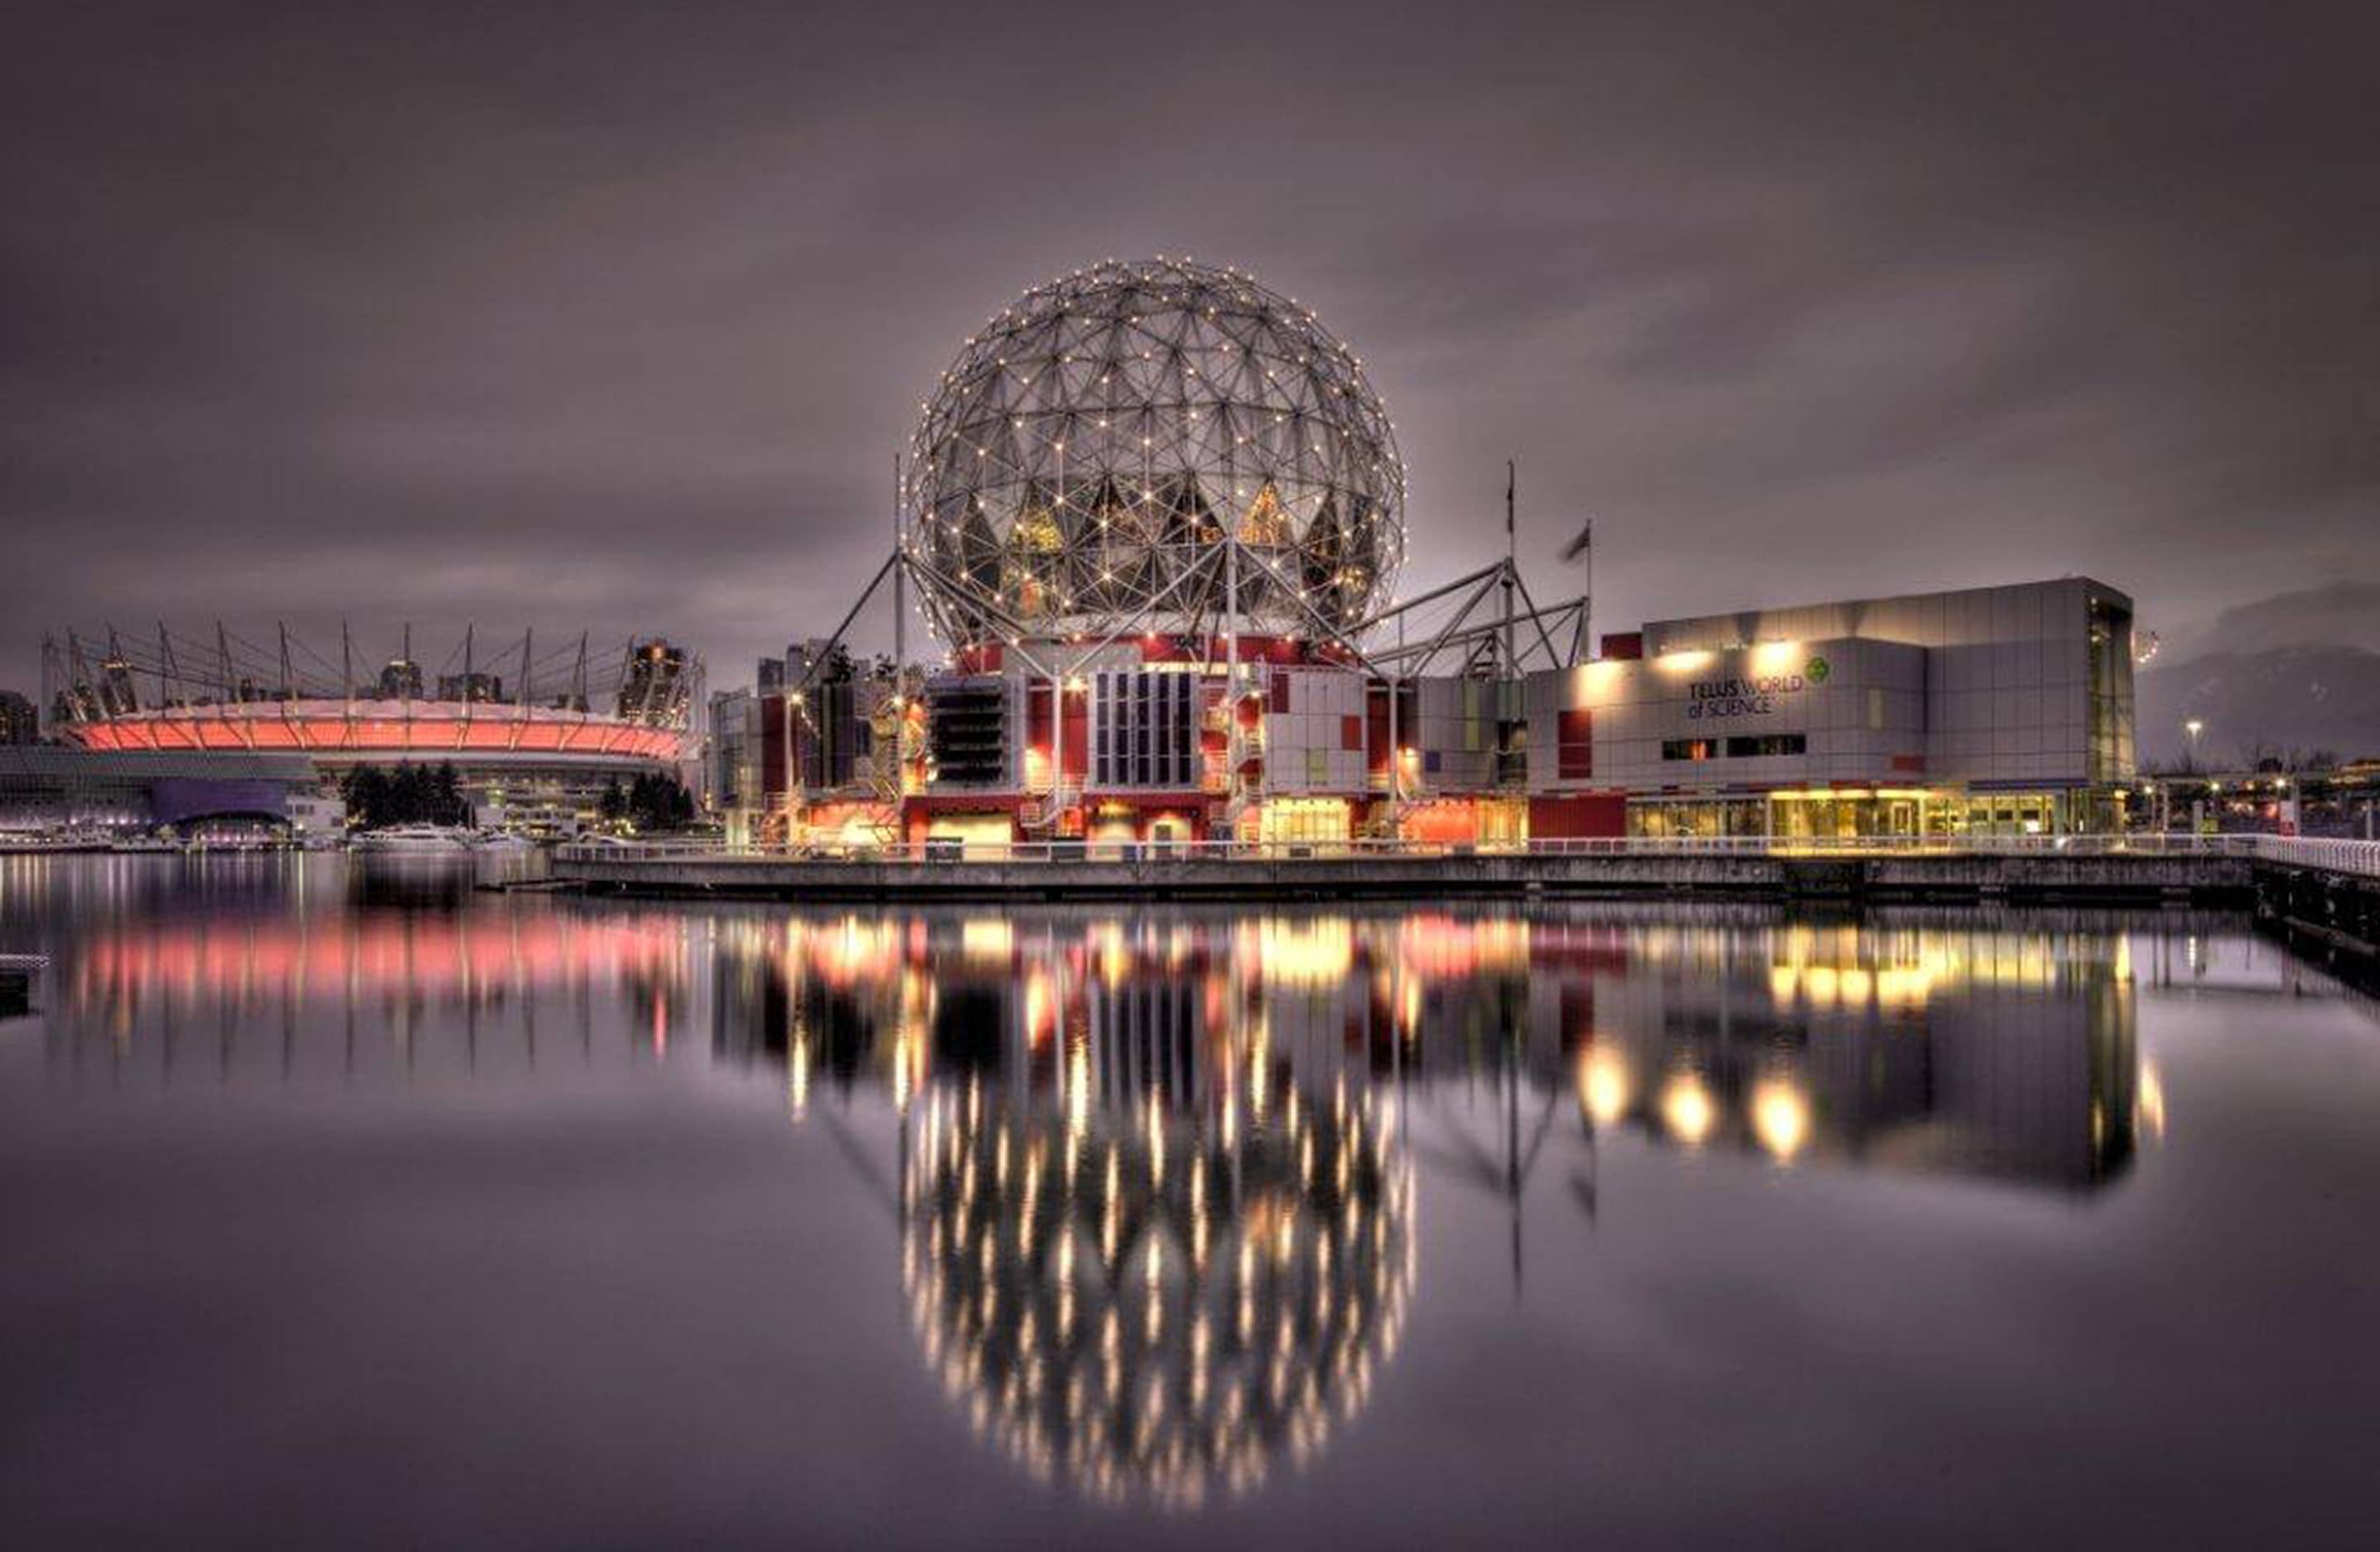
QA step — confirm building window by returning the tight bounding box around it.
[1093,670,1195,788]
[1722,734,1807,758]
[1557,707,1592,780]
[1661,739,1718,761]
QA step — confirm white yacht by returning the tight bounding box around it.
[109,834,186,855]
[350,825,475,853]
[471,830,537,853]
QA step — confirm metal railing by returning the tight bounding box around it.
[553,832,2380,875]
[2252,834,2380,880]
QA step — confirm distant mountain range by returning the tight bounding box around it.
[2160,581,2380,661]
[2136,582,2380,769]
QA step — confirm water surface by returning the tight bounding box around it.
[2,854,2375,1549]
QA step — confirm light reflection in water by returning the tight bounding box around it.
[900,1073,1412,1507]
[23,861,2286,1508]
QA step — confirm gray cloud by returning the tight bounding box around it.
[4,0,2373,698]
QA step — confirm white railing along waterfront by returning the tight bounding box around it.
[2252,834,2380,880]
[553,832,2380,876]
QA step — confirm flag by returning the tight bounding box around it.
[1560,519,1593,563]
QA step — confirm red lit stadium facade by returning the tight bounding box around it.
[46,628,698,832]
[64,702,687,764]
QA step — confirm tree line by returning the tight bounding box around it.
[337,763,698,832]
[341,763,471,829]
[599,772,696,831]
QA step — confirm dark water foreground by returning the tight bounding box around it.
[2,855,2375,1550]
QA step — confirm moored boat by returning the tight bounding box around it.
[350,824,475,853]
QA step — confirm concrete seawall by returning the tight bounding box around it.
[553,848,2258,905]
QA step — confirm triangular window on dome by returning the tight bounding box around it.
[1080,474,1155,611]
[1010,486,1064,553]
[959,495,1002,600]
[1238,481,1290,547]
[1344,495,1382,576]
[1156,474,1218,547]
[1301,494,1345,594]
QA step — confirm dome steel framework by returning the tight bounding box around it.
[905,258,1407,648]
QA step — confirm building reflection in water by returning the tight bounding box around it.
[717,913,1418,1506]
[30,870,2208,1505]
[702,905,2175,1505]
[719,910,2151,1194]
[1538,917,2147,1188]
[27,860,697,1080]
[904,1072,1412,1507]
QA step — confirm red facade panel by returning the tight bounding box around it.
[1528,793,1625,838]
[1557,707,1593,780]
[1061,686,1088,779]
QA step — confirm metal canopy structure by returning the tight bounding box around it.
[904,257,1407,648]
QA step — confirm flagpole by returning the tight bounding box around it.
[1503,460,1517,677]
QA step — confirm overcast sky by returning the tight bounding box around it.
[5,0,2373,696]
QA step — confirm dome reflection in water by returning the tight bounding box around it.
[19,858,2216,1524]
[760,913,1419,1508]
[900,1071,1412,1507]
[717,906,2162,1506]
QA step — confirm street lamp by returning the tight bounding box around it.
[2183,717,2204,774]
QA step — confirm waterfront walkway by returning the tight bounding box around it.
[553,831,2376,906]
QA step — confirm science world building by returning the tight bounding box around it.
[724,258,2136,850]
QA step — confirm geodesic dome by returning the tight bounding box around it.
[905,258,1406,646]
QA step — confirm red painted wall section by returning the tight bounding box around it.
[1557,707,1594,780]
[1061,686,1089,779]
[1528,793,1626,838]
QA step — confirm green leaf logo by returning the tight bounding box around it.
[1805,656,1831,683]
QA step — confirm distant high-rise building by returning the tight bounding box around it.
[784,638,856,693]
[377,658,424,699]
[617,639,686,725]
[436,672,505,704]
[0,690,36,745]
[98,657,140,716]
